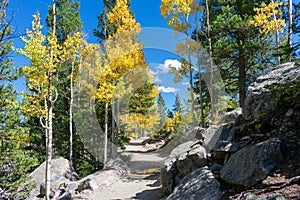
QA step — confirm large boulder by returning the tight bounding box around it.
[158,128,202,157]
[166,166,222,200]
[182,126,206,140]
[76,158,129,192]
[220,138,286,187]
[243,62,300,121]
[203,123,237,155]
[161,140,207,196]
[27,157,76,199]
[220,107,242,124]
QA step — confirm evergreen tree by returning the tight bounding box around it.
[94,0,117,42]
[157,92,167,127]
[0,1,38,197]
[46,0,82,42]
[194,0,275,107]
[172,93,182,115]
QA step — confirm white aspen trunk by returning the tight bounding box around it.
[272,0,280,65]
[275,30,280,65]
[45,1,56,199]
[104,102,108,164]
[288,0,293,62]
[69,61,74,165]
[111,95,116,159]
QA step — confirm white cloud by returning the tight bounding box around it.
[156,59,181,74]
[150,69,162,83]
[182,81,189,86]
[158,86,178,93]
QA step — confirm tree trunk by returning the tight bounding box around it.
[275,30,280,65]
[104,102,108,164]
[206,0,214,124]
[288,0,293,62]
[271,0,280,65]
[195,5,205,127]
[238,42,246,107]
[185,15,196,127]
[45,1,56,199]
[69,61,74,165]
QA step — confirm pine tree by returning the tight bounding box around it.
[157,92,167,127]
[172,93,182,116]
[0,2,38,197]
[195,0,275,107]
[46,0,82,42]
[94,0,117,42]
[0,0,16,81]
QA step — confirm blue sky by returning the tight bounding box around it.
[7,0,191,109]
[7,0,300,110]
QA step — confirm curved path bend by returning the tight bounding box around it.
[86,138,166,200]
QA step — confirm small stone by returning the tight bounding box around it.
[58,191,72,200]
[286,109,294,117]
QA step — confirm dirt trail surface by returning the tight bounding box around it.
[88,138,166,200]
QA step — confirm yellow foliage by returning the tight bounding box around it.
[18,13,91,120]
[95,0,146,104]
[250,1,285,34]
[160,0,200,32]
[107,0,140,36]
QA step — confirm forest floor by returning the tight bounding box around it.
[88,138,166,200]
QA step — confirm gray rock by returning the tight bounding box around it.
[104,158,131,176]
[203,123,237,158]
[220,138,285,187]
[161,141,207,196]
[27,157,75,199]
[244,194,286,200]
[58,191,72,200]
[212,123,236,152]
[243,62,300,121]
[166,167,222,200]
[209,163,223,178]
[77,179,92,192]
[183,126,206,140]
[203,125,222,151]
[77,158,130,191]
[220,107,242,124]
[80,189,92,195]
[66,182,78,193]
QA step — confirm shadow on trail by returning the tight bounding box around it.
[123,150,156,154]
[133,188,162,200]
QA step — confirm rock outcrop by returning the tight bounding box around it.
[161,140,207,196]
[220,138,285,187]
[25,157,129,200]
[166,167,222,200]
[243,62,299,121]
[75,158,130,192]
[162,62,300,200]
[26,157,76,199]
[220,107,242,124]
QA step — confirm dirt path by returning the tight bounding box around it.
[89,138,166,200]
